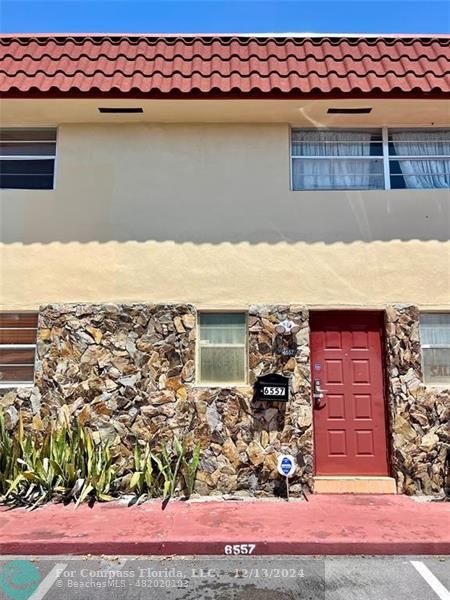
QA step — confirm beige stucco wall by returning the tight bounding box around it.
[0,123,449,310]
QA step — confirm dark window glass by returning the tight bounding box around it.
[0,129,56,189]
[0,159,54,189]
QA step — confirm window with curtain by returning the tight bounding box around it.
[420,313,450,386]
[291,129,384,190]
[0,128,57,189]
[198,313,247,384]
[291,128,450,191]
[389,129,450,189]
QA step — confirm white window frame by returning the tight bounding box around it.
[196,311,248,387]
[0,127,57,190]
[290,127,450,191]
[419,312,450,387]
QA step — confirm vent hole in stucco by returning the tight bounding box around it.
[98,107,144,113]
[327,107,373,114]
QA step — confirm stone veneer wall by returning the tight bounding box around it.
[1,303,312,497]
[2,302,448,496]
[386,305,449,495]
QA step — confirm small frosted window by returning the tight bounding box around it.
[198,313,246,384]
[420,314,450,385]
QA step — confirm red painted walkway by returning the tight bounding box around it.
[1,495,449,556]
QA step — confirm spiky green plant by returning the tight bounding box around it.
[1,409,201,509]
[181,441,201,497]
[3,417,116,509]
[128,437,201,505]
[0,410,20,497]
[129,443,155,504]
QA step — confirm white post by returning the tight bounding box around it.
[382,126,391,190]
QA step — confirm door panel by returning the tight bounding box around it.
[310,311,389,476]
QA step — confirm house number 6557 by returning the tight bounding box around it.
[224,544,256,555]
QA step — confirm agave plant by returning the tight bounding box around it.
[180,440,201,498]
[0,410,20,497]
[128,436,201,505]
[3,416,117,509]
[128,443,155,504]
[1,408,201,509]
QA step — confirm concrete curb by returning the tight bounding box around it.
[1,495,449,556]
[2,540,450,556]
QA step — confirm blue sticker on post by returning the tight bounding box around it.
[277,454,296,477]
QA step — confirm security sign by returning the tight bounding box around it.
[277,454,296,478]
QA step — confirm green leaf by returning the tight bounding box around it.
[130,472,143,489]
[76,482,94,508]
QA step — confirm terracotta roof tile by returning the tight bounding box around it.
[0,35,449,96]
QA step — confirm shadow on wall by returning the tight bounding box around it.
[0,188,449,245]
[2,123,449,245]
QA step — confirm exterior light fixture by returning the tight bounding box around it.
[275,319,301,335]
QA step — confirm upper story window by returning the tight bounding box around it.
[0,312,38,386]
[198,313,247,385]
[291,129,384,191]
[291,128,450,191]
[388,129,450,189]
[420,313,450,386]
[0,128,56,190]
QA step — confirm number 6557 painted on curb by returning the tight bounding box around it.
[224,544,256,555]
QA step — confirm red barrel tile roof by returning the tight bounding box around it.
[1,35,449,97]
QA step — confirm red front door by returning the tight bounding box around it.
[310,311,389,476]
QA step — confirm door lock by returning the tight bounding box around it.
[313,379,328,406]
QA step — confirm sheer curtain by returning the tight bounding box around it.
[292,130,374,190]
[420,314,450,345]
[392,130,450,189]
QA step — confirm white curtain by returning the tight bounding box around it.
[392,131,450,189]
[292,131,374,190]
[420,314,450,345]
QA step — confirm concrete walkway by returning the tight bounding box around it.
[1,495,449,555]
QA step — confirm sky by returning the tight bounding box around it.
[0,0,449,35]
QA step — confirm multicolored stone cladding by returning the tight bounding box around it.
[1,303,448,496]
[385,305,449,495]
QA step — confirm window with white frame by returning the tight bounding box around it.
[0,128,57,189]
[291,129,384,190]
[388,129,450,189]
[198,313,247,384]
[291,128,450,191]
[420,314,450,386]
[0,312,38,386]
